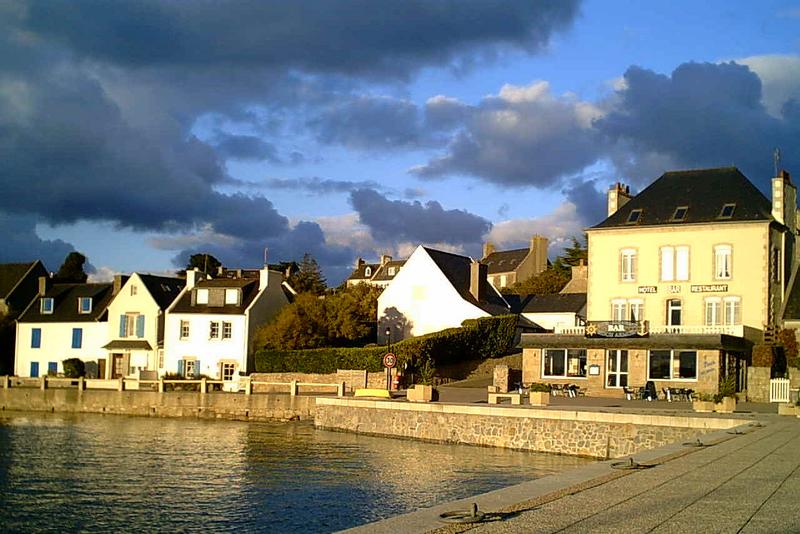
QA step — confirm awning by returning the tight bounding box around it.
[102,340,153,350]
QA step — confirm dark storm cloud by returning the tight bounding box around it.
[22,0,581,78]
[596,61,800,188]
[562,178,606,228]
[349,189,491,245]
[213,133,280,162]
[0,212,82,273]
[265,177,381,195]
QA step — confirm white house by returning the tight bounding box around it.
[102,273,184,378]
[15,276,118,377]
[377,246,510,344]
[516,293,587,331]
[163,267,291,380]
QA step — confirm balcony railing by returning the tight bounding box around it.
[553,324,745,337]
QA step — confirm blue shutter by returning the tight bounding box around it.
[31,328,41,349]
[194,359,200,378]
[135,315,145,338]
[71,328,82,349]
[30,362,39,378]
[178,359,185,377]
[119,315,126,337]
[48,362,57,375]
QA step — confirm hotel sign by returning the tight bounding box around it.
[638,286,657,294]
[690,284,728,293]
[585,320,649,338]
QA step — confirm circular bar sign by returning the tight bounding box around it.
[383,353,397,368]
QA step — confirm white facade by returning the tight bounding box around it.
[377,246,489,342]
[15,321,108,377]
[521,311,583,332]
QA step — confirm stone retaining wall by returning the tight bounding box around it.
[315,398,742,459]
[250,370,388,393]
[0,388,316,421]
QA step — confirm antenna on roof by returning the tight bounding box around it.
[774,148,781,176]
[263,246,269,266]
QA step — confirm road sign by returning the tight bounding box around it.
[383,353,397,368]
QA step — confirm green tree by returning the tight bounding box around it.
[62,358,86,378]
[0,311,15,375]
[552,235,588,271]
[54,252,88,283]
[508,267,571,296]
[326,284,380,344]
[288,253,327,295]
[184,253,222,275]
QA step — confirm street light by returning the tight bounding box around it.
[385,326,392,391]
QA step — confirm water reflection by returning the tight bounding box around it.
[0,413,589,532]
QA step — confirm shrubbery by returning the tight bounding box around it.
[62,358,85,378]
[255,314,518,374]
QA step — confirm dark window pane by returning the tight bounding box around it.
[678,351,697,379]
[544,349,565,376]
[649,350,671,379]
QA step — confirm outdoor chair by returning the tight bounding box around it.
[643,381,657,401]
[623,386,636,400]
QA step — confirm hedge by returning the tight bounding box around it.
[255,314,519,373]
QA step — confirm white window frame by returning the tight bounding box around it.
[78,297,92,314]
[648,350,698,381]
[724,296,741,325]
[705,297,722,326]
[180,320,190,339]
[611,299,627,321]
[629,299,644,322]
[40,297,54,314]
[542,348,587,379]
[209,321,220,339]
[499,274,507,288]
[222,321,232,339]
[661,246,689,282]
[387,267,396,276]
[666,299,682,327]
[184,359,196,378]
[224,289,239,305]
[620,248,637,282]
[221,362,236,381]
[714,245,732,280]
[197,288,209,305]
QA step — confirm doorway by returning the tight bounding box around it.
[606,349,628,388]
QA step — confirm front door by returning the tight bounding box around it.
[98,358,106,379]
[606,349,628,388]
[111,353,124,378]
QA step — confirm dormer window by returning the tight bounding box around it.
[719,203,736,219]
[196,288,209,305]
[78,297,92,314]
[224,289,239,305]
[364,267,372,277]
[40,297,54,314]
[626,209,642,224]
[388,267,396,276]
[671,206,688,221]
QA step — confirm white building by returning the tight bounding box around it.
[15,277,118,377]
[377,245,510,344]
[163,267,291,380]
[102,273,184,378]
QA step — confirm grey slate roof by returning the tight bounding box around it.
[347,263,380,281]
[371,260,406,281]
[139,274,184,310]
[593,167,773,229]
[0,262,39,299]
[481,248,529,274]
[423,247,510,316]
[171,279,260,314]
[519,293,587,314]
[18,283,114,323]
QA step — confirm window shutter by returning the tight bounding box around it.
[119,315,127,337]
[72,328,82,349]
[31,328,41,349]
[178,359,185,377]
[135,315,145,338]
[194,360,200,378]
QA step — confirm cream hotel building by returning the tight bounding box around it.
[522,167,798,397]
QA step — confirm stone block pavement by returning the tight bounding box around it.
[344,389,800,534]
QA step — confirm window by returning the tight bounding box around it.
[224,289,239,305]
[119,314,144,338]
[40,297,54,314]
[180,320,190,339]
[500,275,507,287]
[364,267,372,277]
[660,246,689,281]
[542,349,587,378]
[620,248,637,282]
[47,362,57,376]
[196,288,209,304]
[626,209,642,224]
[388,267,396,276]
[719,203,736,219]
[666,299,682,327]
[71,328,82,349]
[158,349,164,369]
[30,362,39,378]
[210,321,220,339]
[31,328,41,349]
[649,350,697,380]
[629,299,644,321]
[222,321,232,339]
[671,206,688,221]
[705,298,722,326]
[714,245,732,280]
[78,297,92,314]
[184,359,197,378]
[221,362,236,381]
[724,296,741,325]
[130,285,138,296]
[611,299,627,321]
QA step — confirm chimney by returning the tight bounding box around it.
[112,274,125,295]
[470,260,487,302]
[608,182,633,217]
[571,260,588,282]
[259,267,270,290]
[772,170,796,232]
[482,241,495,259]
[38,275,50,296]
[186,268,199,290]
[354,257,365,269]
[380,254,392,266]
[529,235,549,274]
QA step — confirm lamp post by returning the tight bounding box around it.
[385,327,391,391]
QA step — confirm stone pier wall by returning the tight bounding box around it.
[0,388,316,421]
[315,398,741,459]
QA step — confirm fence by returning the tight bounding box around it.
[0,375,345,397]
[769,378,790,403]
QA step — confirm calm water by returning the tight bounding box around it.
[0,412,589,533]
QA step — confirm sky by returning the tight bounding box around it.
[2,0,800,285]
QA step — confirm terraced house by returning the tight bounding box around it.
[522,167,798,397]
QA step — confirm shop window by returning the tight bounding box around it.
[543,349,587,378]
[648,350,697,380]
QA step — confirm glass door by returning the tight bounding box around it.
[606,349,628,388]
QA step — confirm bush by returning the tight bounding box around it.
[714,374,737,403]
[528,382,551,392]
[777,328,799,370]
[62,358,85,378]
[255,314,519,374]
[751,344,774,367]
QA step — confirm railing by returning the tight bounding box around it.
[770,378,790,403]
[0,375,345,397]
[552,324,745,336]
[553,325,586,335]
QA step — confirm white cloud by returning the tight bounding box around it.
[315,213,377,251]
[147,224,242,251]
[737,54,800,117]
[485,201,584,257]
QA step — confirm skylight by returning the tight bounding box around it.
[719,204,736,219]
[672,206,688,221]
[626,209,642,224]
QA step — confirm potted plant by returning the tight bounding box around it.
[407,356,438,402]
[692,392,715,413]
[528,382,551,406]
[714,374,737,413]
